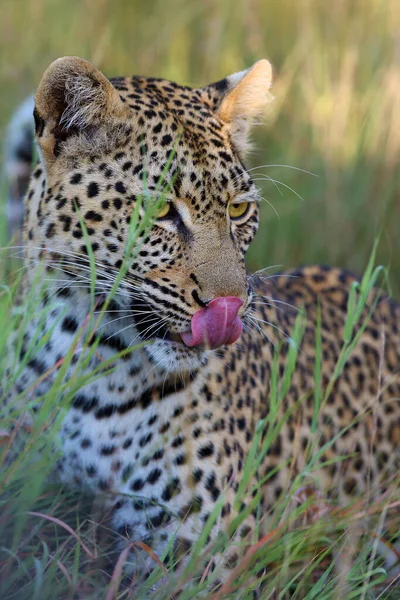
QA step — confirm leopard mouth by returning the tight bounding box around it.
[131,296,244,350]
[153,326,185,345]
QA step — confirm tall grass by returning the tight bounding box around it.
[0,1,400,598]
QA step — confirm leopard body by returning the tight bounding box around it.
[4,56,400,581]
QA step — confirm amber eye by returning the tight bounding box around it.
[228,202,249,220]
[157,202,172,219]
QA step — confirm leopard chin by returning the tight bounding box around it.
[145,338,208,372]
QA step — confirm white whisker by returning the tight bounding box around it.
[244,164,317,177]
[252,175,305,203]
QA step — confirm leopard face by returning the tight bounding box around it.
[26,57,273,371]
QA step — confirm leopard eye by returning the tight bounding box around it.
[228,202,250,220]
[157,202,172,219]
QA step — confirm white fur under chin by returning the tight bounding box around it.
[145,339,207,372]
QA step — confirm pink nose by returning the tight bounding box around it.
[180,296,243,350]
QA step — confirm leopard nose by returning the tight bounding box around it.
[181,296,243,350]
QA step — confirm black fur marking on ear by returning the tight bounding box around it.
[33,108,45,138]
[52,124,72,158]
[52,123,81,158]
[212,78,229,94]
[52,122,97,158]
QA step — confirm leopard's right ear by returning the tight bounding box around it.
[206,60,273,157]
[34,56,127,165]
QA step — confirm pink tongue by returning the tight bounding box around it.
[181,296,243,350]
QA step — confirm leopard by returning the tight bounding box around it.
[3,56,400,591]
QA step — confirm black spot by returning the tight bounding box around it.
[131,478,144,492]
[100,445,116,456]
[161,134,173,146]
[86,464,97,476]
[87,182,99,197]
[219,151,232,163]
[59,214,72,231]
[174,453,187,466]
[70,173,82,185]
[173,406,184,418]
[115,181,126,194]
[139,433,153,447]
[237,417,246,430]
[162,477,181,502]
[159,422,170,434]
[147,468,162,484]
[45,223,55,238]
[73,394,99,413]
[85,210,102,221]
[62,316,78,333]
[171,434,184,448]
[146,510,168,529]
[192,468,203,483]
[197,442,214,459]
[98,479,110,491]
[152,448,164,460]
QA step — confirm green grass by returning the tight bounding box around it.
[1,0,400,598]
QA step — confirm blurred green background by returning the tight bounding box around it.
[1,0,400,293]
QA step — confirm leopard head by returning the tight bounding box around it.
[27,56,273,371]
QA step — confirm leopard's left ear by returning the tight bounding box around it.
[207,60,274,156]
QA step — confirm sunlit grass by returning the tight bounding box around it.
[1,1,400,598]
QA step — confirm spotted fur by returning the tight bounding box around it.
[5,57,400,585]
